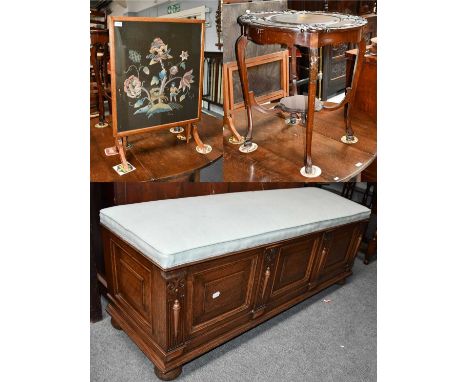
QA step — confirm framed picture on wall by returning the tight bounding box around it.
[109,17,205,137]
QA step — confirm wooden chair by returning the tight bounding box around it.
[90,29,111,127]
[90,9,111,127]
[340,182,377,264]
[90,9,107,31]
[363,183,377,264]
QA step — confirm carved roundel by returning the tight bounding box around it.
[167,278,185,297]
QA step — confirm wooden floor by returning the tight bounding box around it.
[90,113,223,182]
[224,107,376,182]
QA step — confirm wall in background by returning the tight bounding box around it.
[134,0,220,52]
[108,1,128,16]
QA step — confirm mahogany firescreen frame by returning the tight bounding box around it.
[108,17,208,170]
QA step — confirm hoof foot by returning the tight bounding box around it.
[110,317,122,330]
[364,259,369,265]
[154,366,182,381]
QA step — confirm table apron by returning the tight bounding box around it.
[244,26,364,48]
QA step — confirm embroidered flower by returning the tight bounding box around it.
[180,51,189,61]
[148,37,173,64]
[179,69,194,91]
[149,38,166,54]
[123,75,142,98]
[128,49,141,63]
[169,65,178,75]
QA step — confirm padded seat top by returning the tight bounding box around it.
[100,188,370,270]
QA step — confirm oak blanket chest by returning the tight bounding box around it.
[100,188,370,380]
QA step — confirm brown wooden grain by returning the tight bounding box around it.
[223,107,376,182]
[102,216,367,379]
[90,113,222,182]
[346,47,377,122]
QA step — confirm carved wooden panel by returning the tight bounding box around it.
[254,246,279,312]
[253,234,321,317]
[164,271,187,350]
[270,236,318,298]
[101,215,368,376]
[188,252,259,335]
[316,223,362,283]
[111,239,152,332]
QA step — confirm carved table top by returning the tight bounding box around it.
[238,10,367,34]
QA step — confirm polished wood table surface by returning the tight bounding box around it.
[224,107,376,182]
[90,113,223,182]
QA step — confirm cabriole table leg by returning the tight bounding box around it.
[235,34,257,153]
[342,37,367,144]
[301,47,321,178]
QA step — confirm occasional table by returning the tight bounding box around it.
[235,10,368,178]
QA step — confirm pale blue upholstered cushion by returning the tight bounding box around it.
[100,188,370,270]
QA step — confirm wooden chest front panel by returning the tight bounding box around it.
[102,219,367,374]
[254,234,320,316]
[316,223,362,283]
[270,235,319,298]
[110,239,153,334]
[186,250,259,337]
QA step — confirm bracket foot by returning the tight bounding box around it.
[110,318,122,330]
[154,366,182,381]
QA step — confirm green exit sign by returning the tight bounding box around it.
[167,3,181,14]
